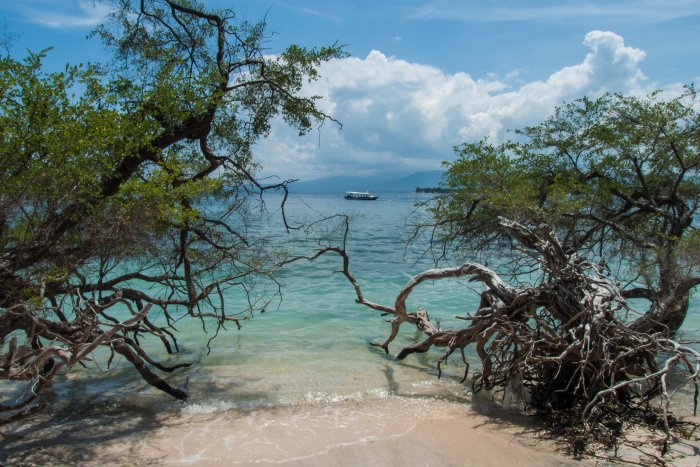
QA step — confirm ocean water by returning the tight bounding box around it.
[16,192,700,426]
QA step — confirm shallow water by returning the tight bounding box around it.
[44,192,487,413]
[21,192,700,410]
[4,192,700,465]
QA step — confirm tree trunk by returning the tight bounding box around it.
[630,287,690,335]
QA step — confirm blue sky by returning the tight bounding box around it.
[3,0,700,180]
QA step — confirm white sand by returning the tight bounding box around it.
[104,403,577,466]
[4,396,699,465]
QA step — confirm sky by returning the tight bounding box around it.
[2,0,700,181]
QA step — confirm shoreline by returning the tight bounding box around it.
[3,386,699,465]
[2,396,581,466]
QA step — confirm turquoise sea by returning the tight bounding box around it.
[5,192,700,464]
[56,192,486,411]
[56,191,700,407]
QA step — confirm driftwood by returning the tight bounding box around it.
[306,216,700,455]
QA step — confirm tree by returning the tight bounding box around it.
[0,0,344,423]
[437,87,700,336]
[322,88,700,455]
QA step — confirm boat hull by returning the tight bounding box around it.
[344,194,378,200]
[344,191,378,200]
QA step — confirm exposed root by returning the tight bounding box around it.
[310,216,700,457]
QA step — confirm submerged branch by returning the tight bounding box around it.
[306,215,700,457]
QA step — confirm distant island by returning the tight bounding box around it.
[290,170,445,193]
[415,187,451,193]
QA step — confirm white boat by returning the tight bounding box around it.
[344,191,378,200]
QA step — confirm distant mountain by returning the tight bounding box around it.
[290,170,445,193]
[385,171,445,191]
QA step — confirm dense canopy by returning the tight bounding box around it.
[0,0,343,421]
[436,87,700,335]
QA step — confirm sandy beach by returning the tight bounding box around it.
[3,396,586,466]
[3,393,698,466]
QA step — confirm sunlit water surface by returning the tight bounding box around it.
[8,192,700,453]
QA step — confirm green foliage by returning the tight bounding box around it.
[0,0,345,412]
[437,87,700,290]
[1,53,141,251]
[420,88,700,454]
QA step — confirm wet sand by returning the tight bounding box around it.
[101,401,578,466]
[3,396,699,466]
[2,397,580,466]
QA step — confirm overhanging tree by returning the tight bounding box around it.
[435,88,700,336]
[321,88,700,453]
[0,0,343,423]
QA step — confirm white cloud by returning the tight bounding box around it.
[17,1,110,29]
[254,31,670,181]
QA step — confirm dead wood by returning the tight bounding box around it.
[309,216,700,457]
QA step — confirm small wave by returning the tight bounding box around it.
[181,400,241,414]
[180,399,279,414]
[302,387,392,405]
[180,388,393,416]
